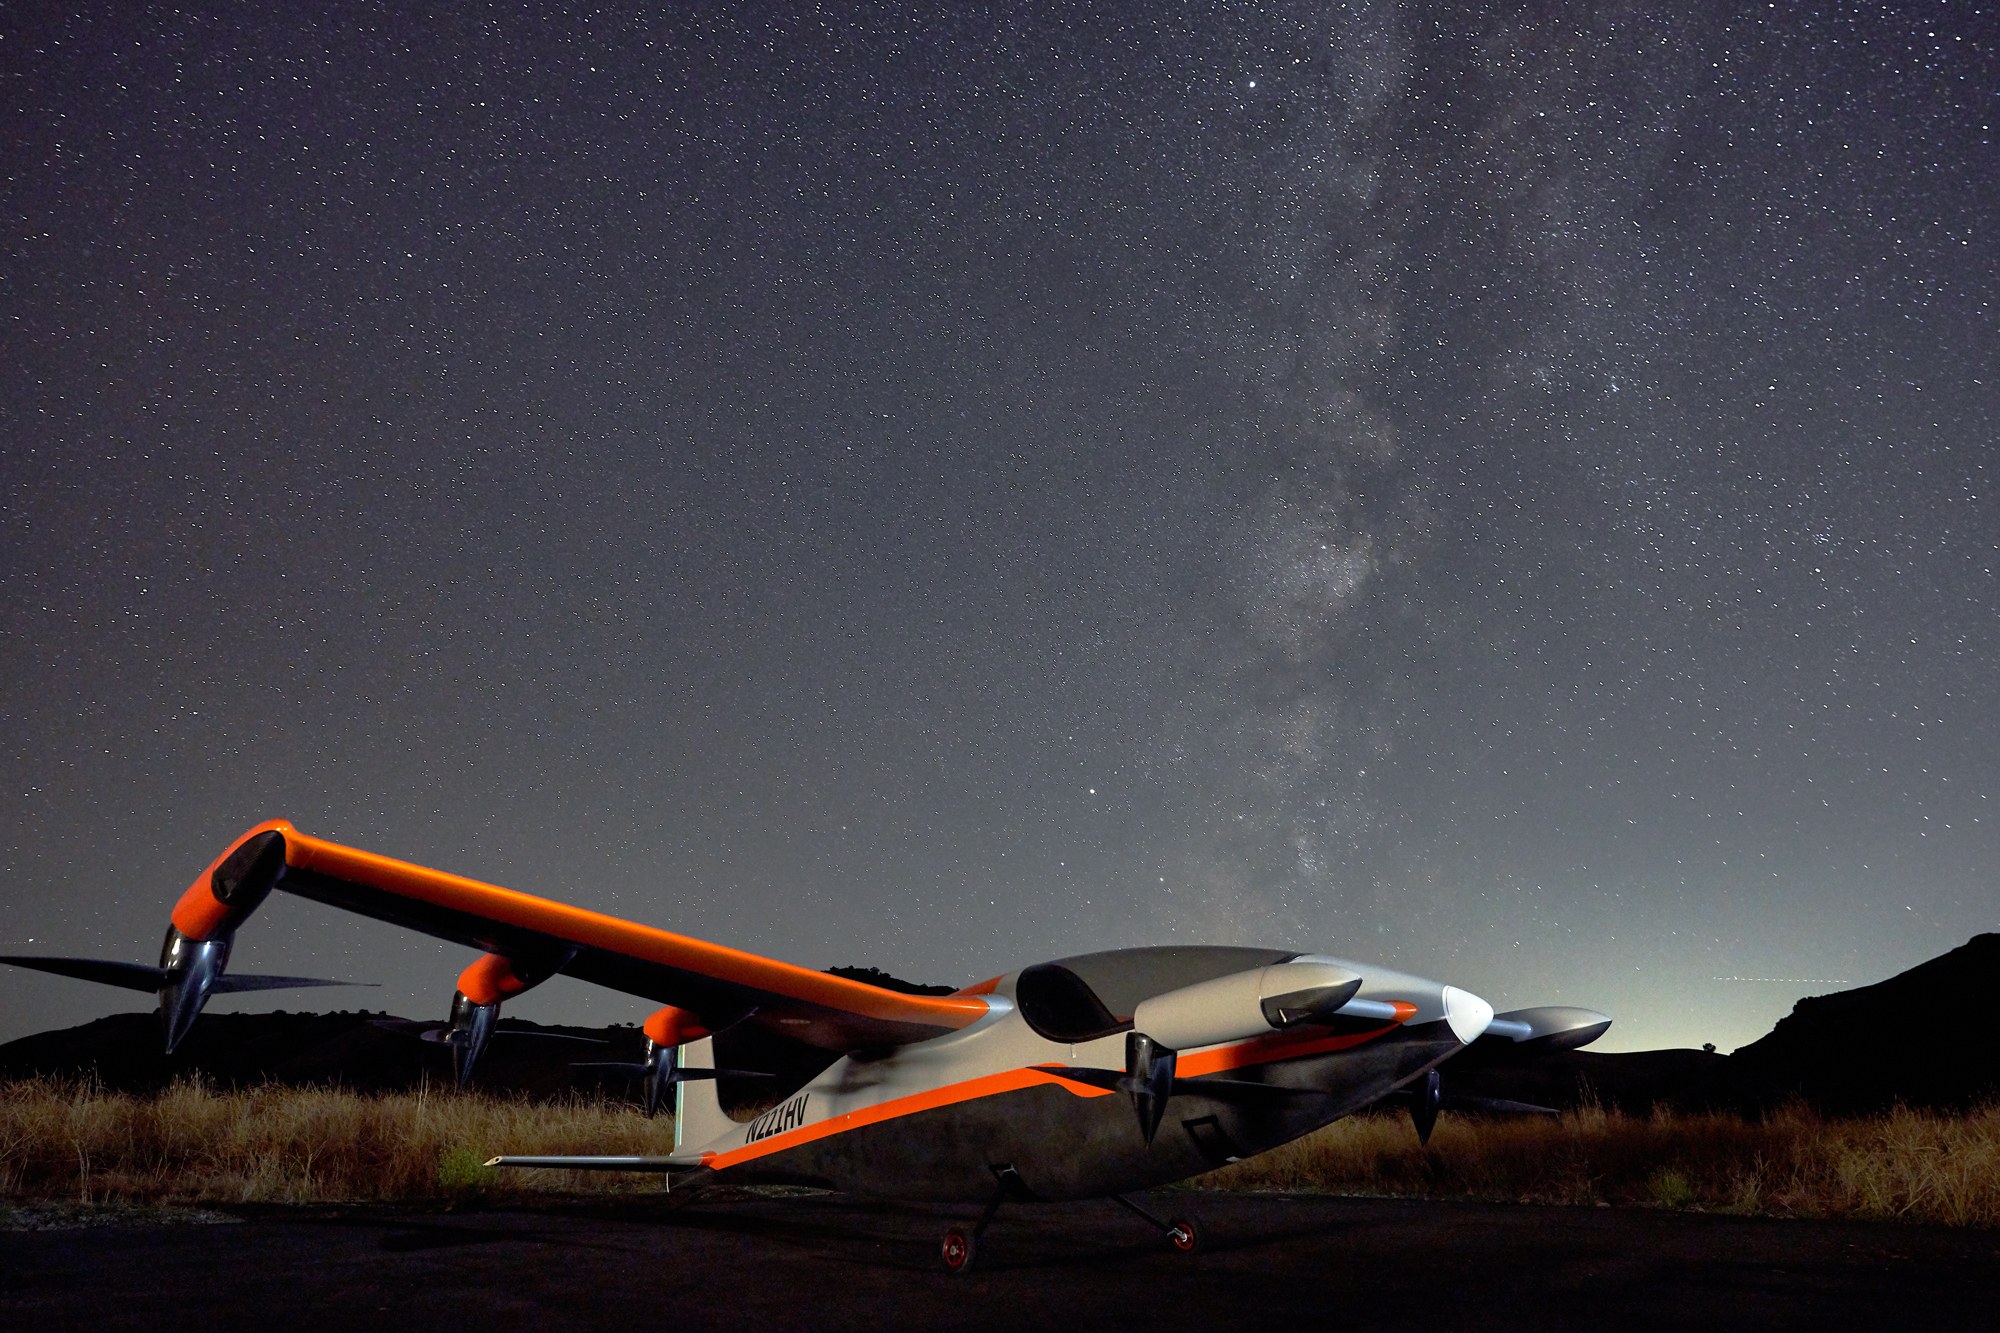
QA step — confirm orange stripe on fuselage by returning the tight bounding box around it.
[701,1006,1420,1171]
[703,1065,1116,1169]
[1178,1006,1415,1075]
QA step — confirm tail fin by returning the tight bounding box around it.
[673,1036,737,1153]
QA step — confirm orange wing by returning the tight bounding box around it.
[169,820,990,1050]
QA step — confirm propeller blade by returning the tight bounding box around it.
[495,1029,607,1044]
[1125,1031,1177,1146]
[1440,1094,1560,1116]
[1169,1076,1329,1102]
[374,1019,604,1046]
[0,956,369,994]
[0,956,164,992]
[210,974,373,992]
[1411,1067,1442,1145]
[368,1017,440,1038]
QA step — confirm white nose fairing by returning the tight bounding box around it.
[1441,985,1496,1045]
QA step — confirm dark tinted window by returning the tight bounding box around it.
[1015,963,1124,1041]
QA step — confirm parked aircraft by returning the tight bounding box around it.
[2,820,1608,1270]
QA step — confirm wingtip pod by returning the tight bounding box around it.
[169,825,293,942]
[158,824,295,1053]
[1482,1005,1612,1051]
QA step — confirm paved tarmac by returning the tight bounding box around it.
[4,1191,1998,1332]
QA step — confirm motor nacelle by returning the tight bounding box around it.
[640,1006,709,1117]
[432,950,574,1087]
[1481,1005,1612,1051]
[158,925,231,1054]
[1130,958,1365,1052]
[157,828,293,1053]
[440,990,501,1086]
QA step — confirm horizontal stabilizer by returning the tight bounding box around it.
[0,955,368,994]
[485,1154,706,1173]
[570,1061,772,1078]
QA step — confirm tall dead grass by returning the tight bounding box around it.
[7,1079,1998,1226]
[0,1077,675,1205]
[1201,1103,2000,1227]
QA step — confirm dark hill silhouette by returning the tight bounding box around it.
[1445,934,2000,1116]
[1722,932,2000,1114]
[825,965,958,996]
[1444,1045,1730,1115]
[0,1009,644,1098]
[4,941,1996,1116]
[0,965,963,1105]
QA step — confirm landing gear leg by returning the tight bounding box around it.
[941,1165,1023,1274]
[1111,1192,1201,1254]
[659,1166,712,1211]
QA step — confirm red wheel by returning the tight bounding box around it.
[941,1227,976,1273]
[1166,1217,1199,1254]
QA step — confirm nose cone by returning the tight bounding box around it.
[1441,986,1495,1045]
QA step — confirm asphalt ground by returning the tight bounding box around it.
[4,1191,1998,1332]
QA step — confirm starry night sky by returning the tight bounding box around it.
[3,3,1993,1052]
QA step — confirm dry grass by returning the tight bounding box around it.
[7,1079,1999,1227]
[0,1076,675,1206]
[1200,1103,2000,1227]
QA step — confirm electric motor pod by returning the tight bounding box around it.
[170,828,290,942]
[155,926,229,1052]
[1481,1005,1614,1051]
[1129,959,1365,1051]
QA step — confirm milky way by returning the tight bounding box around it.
[2,3,1992,1051]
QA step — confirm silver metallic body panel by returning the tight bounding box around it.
[684,948,1492,1202]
